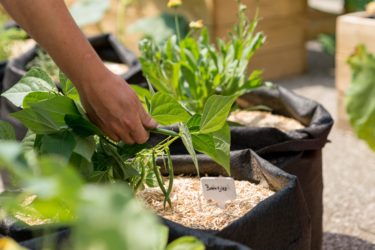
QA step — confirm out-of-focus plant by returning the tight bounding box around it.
[139,1,265,114]
[318,33,336,56]
[345,0,374,12]
[0,140,205,250]
[1,66,235,207]
[0,10,27,61]
[128,12,189,45]
[69,0,111,30]
[346,45,375,151]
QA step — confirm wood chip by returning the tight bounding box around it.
[138,177,274,230]
[228,110,305,132]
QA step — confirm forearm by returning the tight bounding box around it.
[0,0,110,91]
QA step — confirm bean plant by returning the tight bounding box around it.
[139,1,265,114]
[0,141,204,250]
[1,67,236,207]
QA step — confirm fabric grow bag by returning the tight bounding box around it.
[0,33,140,140]
[150,85,333,250]
[1,208,250,250]
[159,149,311,250]
[0,150,309,250]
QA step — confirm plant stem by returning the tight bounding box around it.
[151,128,179,137]
[175,12,181,41]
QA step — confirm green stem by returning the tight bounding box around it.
[151,128,179,137]
[175,12,181,41]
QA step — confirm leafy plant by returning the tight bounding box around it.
[345,0,374,12]
[346,45,375,151]
[128,12,190,45]
[0,141,205,250]
[139,1,265,114]
[0,23,27,61]
[1,67,235,207]
[69,0,111,28]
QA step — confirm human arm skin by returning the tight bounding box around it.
[0,0,157,144]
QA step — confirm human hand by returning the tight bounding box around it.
[78,71,157,144]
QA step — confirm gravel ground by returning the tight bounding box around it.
[276,42,375,249]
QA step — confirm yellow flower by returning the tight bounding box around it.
[167,0,182,8]
[189,20,204,29]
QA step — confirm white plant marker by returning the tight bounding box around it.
[201,177,237,209]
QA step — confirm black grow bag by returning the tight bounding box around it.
[0,33,140,139]
[160,149,311,249]
[0,150,309,250]
[150,85,333,250]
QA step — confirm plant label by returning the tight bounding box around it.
[201,177,237,208]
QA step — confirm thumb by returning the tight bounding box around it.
[140,107,158,129]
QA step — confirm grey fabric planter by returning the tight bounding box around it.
[150,85,333,250]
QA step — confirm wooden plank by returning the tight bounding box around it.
[307,8,337,39]
[215,15,306,54]
[213,0,307,27]
[335,12,375,130]
[249,46,306,80]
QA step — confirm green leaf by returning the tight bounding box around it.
[12,109,59,134]
[70,0,110,28]
[1,68,57,107]
[74,184,165,250]
[179,123,199,175]
[346,45,375,151]
[0,121,16,140]
[150,92,190,125]
[73,135,96,162]
[40,131,77,161]
[200,95,237,134]
[65,114,103,137]
[187,114,201,131]
[27,96,81,131]
[59,71,80,101]
[166,236,205,250]
[23,91,57,108]
[192,123,231,175]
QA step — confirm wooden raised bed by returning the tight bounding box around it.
[84,0,308,80]
[336,12,375,129]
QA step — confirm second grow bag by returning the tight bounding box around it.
[0,33,140,139]
[0,150,310,250]
[160,149,311,250]
[150,85,333,250]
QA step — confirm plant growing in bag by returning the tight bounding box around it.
[0,140,205,250]
[138,1,265,114]
[1,67,236,208]
[0,11,28,62]
[346,45,375,151]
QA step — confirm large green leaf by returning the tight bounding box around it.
[150,92,190,125]
[192,123,231,174]
[40,131,77,161]
[200,95,237,134]
[12,109,59,134]
[30,96,80,130]
[1,68,57,107]
[22,91,57,108]
[59,71,80,101]
[179,123,199,175]
[73,135,96,162]
[346,45,375,151]
[69,0,110,28]
[0,121,16,140]
[65,114,103,137]
[74,184,165,250]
